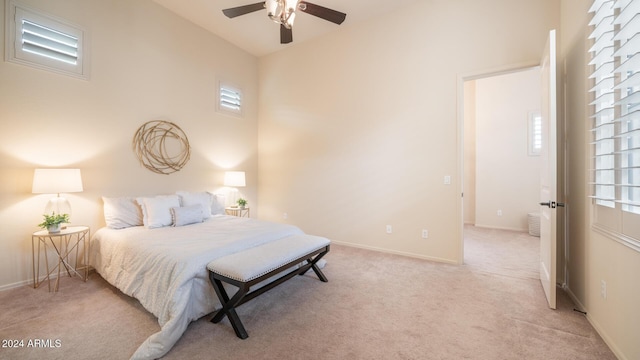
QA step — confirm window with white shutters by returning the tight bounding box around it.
[529,111,542,156]
[589,0,640,251]
[5,1,88,79]
[217,83,243,117]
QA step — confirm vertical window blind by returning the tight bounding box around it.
[528,111,542,156]
[531,112,542,155]
[589,0,640,215]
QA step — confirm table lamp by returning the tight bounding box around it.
[32,168,83,217]
[224,171,245,207]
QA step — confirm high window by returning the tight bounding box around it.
[217,82,243,117]
[5,1,88,79]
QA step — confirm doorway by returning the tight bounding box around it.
[460,66,542,273]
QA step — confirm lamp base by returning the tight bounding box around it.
[44,196,72,217]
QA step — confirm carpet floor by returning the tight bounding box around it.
[0,226,616,359]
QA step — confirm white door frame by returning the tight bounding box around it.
[456,61,541,264]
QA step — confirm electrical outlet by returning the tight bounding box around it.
[283,213,288,220]
[386,225,392,234]
[422,229,429,239]
[497,210,503,216]
[601,280,607,299]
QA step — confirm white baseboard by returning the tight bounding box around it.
[472,223,528,232]
[563,285,627,360]
[0,279,34,291]
[330,240,459,265]
[0,268,95,292]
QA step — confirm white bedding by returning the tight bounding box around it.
[90,215,304,360]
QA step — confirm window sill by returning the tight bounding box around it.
[592,224,640,253]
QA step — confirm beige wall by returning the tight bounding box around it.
[258,0,559,263]
[474,69,541,231]
[0,0,259,288]
[2,0,637,358]
[561,1,640,359]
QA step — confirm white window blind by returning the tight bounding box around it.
[589,0,640,250]
[529,111,542,156]
[20,19,78,65]
[5,2,87,79]
[615,0,640,214]
[589,0,616,208]
[218,84,243,116]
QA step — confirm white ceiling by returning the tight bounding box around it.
[152,0,419,57]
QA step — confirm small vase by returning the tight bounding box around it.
[47,224,61,233]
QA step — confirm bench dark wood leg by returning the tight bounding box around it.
[208,244,330,339]
[209,274,250,339]
[311,263,328,282]
[298,249,329,282]
[226,308,248,339]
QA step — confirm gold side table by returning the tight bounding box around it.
[32,226,90,292]
[225,207,250,218]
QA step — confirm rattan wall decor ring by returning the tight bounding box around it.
[132,120,191,175]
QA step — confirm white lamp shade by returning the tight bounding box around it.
[224,171,246,187]
[32,169,83,194]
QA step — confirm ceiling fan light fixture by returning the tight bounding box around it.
[221,1,346,44]
[266,0,282,22]
[284,0,300,12]
[284,11,296,28]
[266,0,299,29]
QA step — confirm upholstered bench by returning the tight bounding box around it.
[207,234,330,339]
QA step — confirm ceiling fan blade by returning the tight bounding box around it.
[299,1,346,25]
[222,2,266,18]
[280,24,293,44]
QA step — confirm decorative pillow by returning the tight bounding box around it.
[176,191,212,220]
[136,195,181,229]
[209,193,226,215]
[171,205,204,227]
[102,197,143,229]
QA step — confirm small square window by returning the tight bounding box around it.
[217,82,243,117]
[5,1,88,79]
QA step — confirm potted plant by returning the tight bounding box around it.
[237,198,247,209]
[38,212,70,233]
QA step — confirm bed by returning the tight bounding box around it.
[89,193,314,359]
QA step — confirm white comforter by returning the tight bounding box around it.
[90,215,304,359]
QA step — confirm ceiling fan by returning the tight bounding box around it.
[222,0,346,44]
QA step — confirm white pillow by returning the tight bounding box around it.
[176,191,212,220]
[102,197,143,229]
[136,195,181,229]
[171,205,204,227]
[210,193,226,215]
